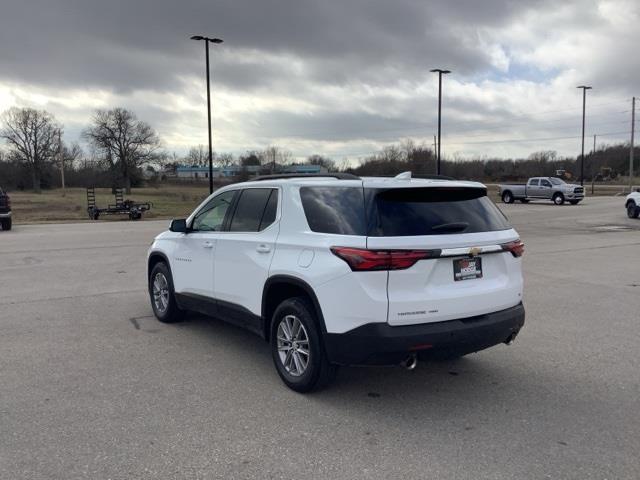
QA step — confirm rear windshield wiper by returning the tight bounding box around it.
[431,222,469,232]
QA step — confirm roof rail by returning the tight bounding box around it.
[253,173,360,181]
[411,174,455,181]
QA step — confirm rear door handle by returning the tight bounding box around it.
[203,241,214,249]
[256,244,271,253]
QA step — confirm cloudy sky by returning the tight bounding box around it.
[0,0,638,163]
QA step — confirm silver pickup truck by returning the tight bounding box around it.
[498,177,584,205]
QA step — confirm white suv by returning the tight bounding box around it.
[147,173,525,392]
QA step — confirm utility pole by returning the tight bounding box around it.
[191,35,223,194]
[577,85,592,186]
[591,134,596,195]
[58,129,65,196]
[430,69,451,175]
[630,96,636,192]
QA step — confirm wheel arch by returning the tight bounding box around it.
[147,251,172,282]
[261,275,327,341]
[626,199,636,207]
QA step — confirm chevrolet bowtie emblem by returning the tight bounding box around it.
[469,247,482,257]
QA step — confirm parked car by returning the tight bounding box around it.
[626,189,640,218]
[0,187,11,231]
[499,177,584,205]
[147,173,525,392]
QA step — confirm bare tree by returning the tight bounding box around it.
[186,144,207,166]
[0,107,60,192]
[83,107,161,193]
[239,151,262,166]
[263,145,293,173]
[307,154,335,171]
[216,152,234,168]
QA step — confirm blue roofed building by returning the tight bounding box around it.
[175,164,326,180]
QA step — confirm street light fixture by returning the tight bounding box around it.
[430,69,451,175]
[577,85,592,186]
[191,35,224,194]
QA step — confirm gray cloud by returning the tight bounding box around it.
[0,0,637,159]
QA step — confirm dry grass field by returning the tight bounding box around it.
[5,181,634,224]
[8,184,211,224]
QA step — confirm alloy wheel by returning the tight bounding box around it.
[276,314,310,377]
[152,272,170,314]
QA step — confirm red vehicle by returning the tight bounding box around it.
[0,187,12,230]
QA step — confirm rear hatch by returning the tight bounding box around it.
[364,181,523,325]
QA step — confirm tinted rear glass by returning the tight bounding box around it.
[366,187,511,236]
[300,187,366,235]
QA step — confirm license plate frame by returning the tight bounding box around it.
[453,257,483,281]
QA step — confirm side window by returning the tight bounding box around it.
[299,187,366,235]
[228,188,277,232]
[259,189,278,231]
[540,179,552,187]
[192,190,236,232]
[528,179,539,186]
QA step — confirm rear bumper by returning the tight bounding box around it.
[0,211,11,218]
[323,303,525,365]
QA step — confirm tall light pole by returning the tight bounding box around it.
[191,35,223,194]
[577,85,592,186]
[430,69,451,176]
[630,96,635,192]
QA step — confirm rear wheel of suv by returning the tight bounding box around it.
[628,201,639,218]
[1,218,11,230]
[552,193,565,205]
[270,297,337,392]
[149,262,184,323]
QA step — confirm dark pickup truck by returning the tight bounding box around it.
[0,188,12,230]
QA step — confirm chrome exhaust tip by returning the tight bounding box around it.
[402,354,418,370]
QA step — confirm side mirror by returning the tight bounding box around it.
[170,218,188,233]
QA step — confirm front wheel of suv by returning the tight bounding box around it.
[628,201,639,218]
[149,262,184,323]
[270,297,337,392]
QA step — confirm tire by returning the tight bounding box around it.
[270,297,337,393]
[149,262,184,323]
[1,218,11,231]
[569,200,580,205]
[501,191,514,204]
[519,199,530,204]
[628,201,639,219]
[552,193,565,205]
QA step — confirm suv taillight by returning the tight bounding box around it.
[330,247,440,271]
[501,239,525,257]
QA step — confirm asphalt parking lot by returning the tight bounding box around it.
[1,196,639,479]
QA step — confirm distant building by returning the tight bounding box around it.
[175,164,327,180]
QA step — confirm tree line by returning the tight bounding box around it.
[1,106,637,193]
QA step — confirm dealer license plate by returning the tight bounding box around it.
[453,257,483,281]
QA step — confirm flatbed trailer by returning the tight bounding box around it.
[87,187,152,220]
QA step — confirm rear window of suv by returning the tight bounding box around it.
[366,187,511,237]
[299,185,510,237]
